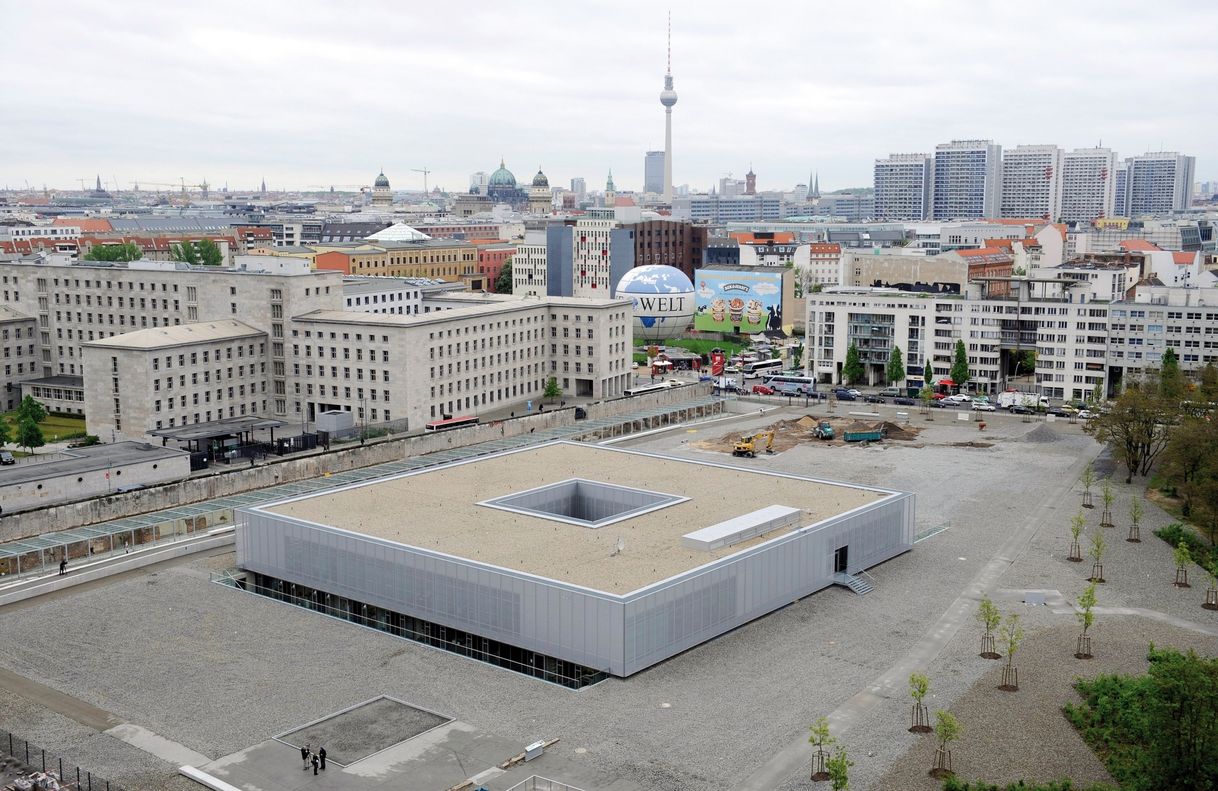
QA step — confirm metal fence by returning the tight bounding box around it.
[1,729,130,791]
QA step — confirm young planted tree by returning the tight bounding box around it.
[1088,528,1107,583]
[543,376,562,404]
[843,344,864,386]
[1075,581,1097,659]
[997,613,1024,691]
[0,419,10,449]
[975,595,1002,658]
[1203,560,1218,611]
[930,710,961,779]
[1127,497,1144,543]
[950,340,970,393]
[808,716,835,782]
[1173,541,1192,588]
[924,357,934,388]
[1068,511,1086,563]
[1080,462,1096,509]
[1100,480,1115,527]
[908,671,931,732]
[826,747,853,791]
[886,346,905,387]
[16,416,44,455]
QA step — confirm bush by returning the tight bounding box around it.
[943,779,1115,791]
[1154,523,1214,569]
[1062,674,1154,790]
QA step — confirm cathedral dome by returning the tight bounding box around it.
[531,168,549,188]
[374,171,390,188]
[489,160,516,188]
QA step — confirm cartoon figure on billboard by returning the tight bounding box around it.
[694,270,784,333]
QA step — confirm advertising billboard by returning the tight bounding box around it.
[694,269,785,334]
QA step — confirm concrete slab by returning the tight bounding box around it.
[106,722,210,766]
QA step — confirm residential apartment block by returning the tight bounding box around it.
[1126,152,1196,216]
[931,140,1002,220]
[1059,148,1117,222]
[999,145,1062,220]
[873,154,931,221]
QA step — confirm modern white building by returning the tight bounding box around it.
[342,277,463,316]
[1127,152,1196,215]
[671,194,785,223]
[1113,162,1130,217]
[873,154,932,221]
[644,151,665,195]
[1059,148,1117,222]
[511,230,549,297]
[1000,145,1062,220]
[931,140,1002,220]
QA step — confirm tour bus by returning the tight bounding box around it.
[742,358,783,379]
[623,382,673,397]
[762,373,818,396]
[424,415,479,432]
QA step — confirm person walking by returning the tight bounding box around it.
[318,746,327,771]
[59,558,67,575]
[311,753,319,776]
[300,744,310,771]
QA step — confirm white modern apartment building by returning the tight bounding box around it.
[1059,148,1117,222]
[1110,287,1218,385]
[511,230,549,297]
[999,145,1062,220]
[1113,162,1130,217]
[873,154,932,221]
[671,194,785,223]
[1127,152,1196,216]
[931,140,1002,220]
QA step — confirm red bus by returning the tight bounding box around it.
[424,415,479,432]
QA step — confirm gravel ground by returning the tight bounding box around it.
[3,408,1212,791]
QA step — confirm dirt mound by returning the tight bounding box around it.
[1023,424,1061,443]
[951,441,994,449]
[879,421,921,441]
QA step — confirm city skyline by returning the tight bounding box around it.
[1,0,1215,194]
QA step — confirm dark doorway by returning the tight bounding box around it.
[834,545,849,573]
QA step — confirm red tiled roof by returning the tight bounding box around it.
[956,247,1012,259]
[1172,251,1195,265]
[731,232,796,245]
[614,196,636,207]
[52,217,112,232]
[807,242,841,253]
[1119,239,1161,252]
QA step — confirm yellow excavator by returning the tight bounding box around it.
[733,429,775,458]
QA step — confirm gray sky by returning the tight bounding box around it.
[2,0,1214,194]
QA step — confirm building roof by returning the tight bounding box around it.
[954,247,1015,265]
[531,169,549,188]
[0,305,33,323]
[342,276,449,295]
[489,160,516,188]
[21,374,83,388]
[52,217,112,232]
[1172,251,1196,265]
[83,320,265,350]
[0,442,188,488]
[731,232,797,245]
[261,443,884,595]
[1119,239,1162,252]
[363,223,432,242]
[374,171,390,188]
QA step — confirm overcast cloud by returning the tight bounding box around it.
[1,0,1214,194]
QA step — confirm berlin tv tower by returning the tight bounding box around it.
[659,11,678,203]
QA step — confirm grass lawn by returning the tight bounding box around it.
[0,411,87,443]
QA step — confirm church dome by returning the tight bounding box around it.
[489,160,516,188]
[531,169,549,188]
[374,171,390,188]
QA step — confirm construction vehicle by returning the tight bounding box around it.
[812,420,834,440]
[733,430,775,457]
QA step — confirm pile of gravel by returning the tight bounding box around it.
[1023,424,1061,443]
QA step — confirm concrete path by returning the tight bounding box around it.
[0,666,121,731]
[105,723,210,766]
[735,448,1096,791]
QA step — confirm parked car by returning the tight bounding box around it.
[931,392,947,400]
[847,389,861,397]
[893,397,916,406]
[1047,406,1070,417]
[1009,404,1034,414]
[0,451,13,465]
[751,384,775,395]
[1077,409,1095,419]
[971,402,997,412]
[929,399,950,408]
[863,394,885,404]
[945,393,972,403]
[878,387,902,398]
[833,389,857,401]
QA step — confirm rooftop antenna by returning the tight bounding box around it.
[667,9,671,74]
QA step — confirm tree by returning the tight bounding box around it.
[931,710,961,778]
[1173,541,1192,587]
[807,716,835,781]
[15,395,47,426]
[843,344,864,386]
[1192,476,1218,547]
[1068,511,1086,562]
[1099,480,1114,527]
[1159,348,1184,403]
[1199,360,1218,404]
[1087,382,1173,484]
[975,596,1001,658]
[16,416,43,454]
[997,613,1023,691]
[83,241,142,262]
[1080,462,1096,508]
[826,747,853,791]
[950,339,969,391]
[1160,414,1218,519]
[1088,528,1107,583]
[886,346,905,387]
[1144,646,1218,790]
[1203,559,1218,610]
[543,376,562,404]
[909,672,931,732]
[1128,497,1144,543]
[169,240,200,265]
[924,357,935,387]
[195,238,224,266]
[1075,581,1097,659]
[0,419,10,449]
[494,260,513,294]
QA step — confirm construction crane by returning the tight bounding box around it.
[411,167,432,193]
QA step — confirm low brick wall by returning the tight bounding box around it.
[0,385,719,542]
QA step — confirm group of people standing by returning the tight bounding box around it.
[300,743,327,775]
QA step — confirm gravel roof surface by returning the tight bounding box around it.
[263,442,881,594]
[1,408,1214,791]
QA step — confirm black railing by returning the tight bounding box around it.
[1,729,130,791]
